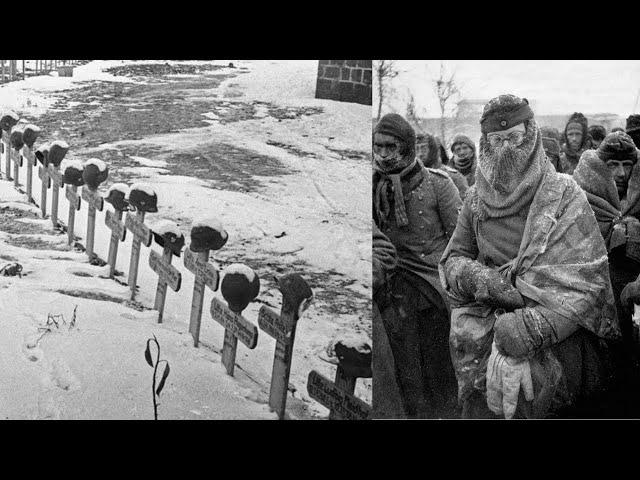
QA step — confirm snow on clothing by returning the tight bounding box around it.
[450,134,477,187]
[559,112,593,174]
[440,130,620,418]
[373,160,462,418]
[573,147,640,414]
[372,225,405,418]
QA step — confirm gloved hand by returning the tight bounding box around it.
[486,341,534,419]
[621,277,640,310]
[447,256,524,310]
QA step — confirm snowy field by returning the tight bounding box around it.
[0,60,371,419]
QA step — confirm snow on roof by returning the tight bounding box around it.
[129,182,156,196]
[84,158,107,172]
[36,142,50,152]
[106,183,130,196]
[193,217,227,238]
[152,220,183,238]
[50,140,69,149]
[224,263,256,282]
[61,159,84,171]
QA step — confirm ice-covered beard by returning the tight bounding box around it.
[479,134,533,195]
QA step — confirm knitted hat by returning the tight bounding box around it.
[626,114,640,134]
[373,113,416,159]
[480,94,534,134]
[597,131,638,163]
[589,125,607,142]
[450,134,475,153]
[565,112,588,134]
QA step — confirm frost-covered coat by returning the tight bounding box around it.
[373,162,462,302]
[439,161,620,416]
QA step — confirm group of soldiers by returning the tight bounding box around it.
[372,94,640,419]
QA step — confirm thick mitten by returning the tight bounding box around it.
[493,309,579,358]
[446,256,524,310]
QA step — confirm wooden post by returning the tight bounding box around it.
[66,185,81,245]
[22,60,25,79]
[184,248,220,347]
[149,246,182,323]
[306,370,372,420]
[25,146,35,201]
[105,208,126,277]
[11,146,21,188]
[210,297,258,376]
[38,162,51,218]
[125,210,152,300]
[82,187,104,258]
[22,125,40,204]
[48,164,63,229]
[1,60,4,82]
[2,131,10,180]
[258,273,313,419]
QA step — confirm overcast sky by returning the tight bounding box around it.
[375,60,640,118]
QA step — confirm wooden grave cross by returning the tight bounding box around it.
[184,247,221,347]
[258,273,313,420]
[148,229,183,323]
[47,163,64,228]
[210,297,259,376]
[1,112,19,181]
[2,129,9,180]
[37,152,51,219]
[21,125,40,204]
[125,210,152,300]
[11,140,22,189]
[212,266,260,376]
[105,207,127,278]
[82,186,104,258]
[65,184,81,245]
[306,370,372,420]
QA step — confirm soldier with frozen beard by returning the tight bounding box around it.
[373,113,461,418]
[439,95,620,419]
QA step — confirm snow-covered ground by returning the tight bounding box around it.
[0,60,372,419]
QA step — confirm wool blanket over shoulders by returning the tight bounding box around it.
[439,162,620,403]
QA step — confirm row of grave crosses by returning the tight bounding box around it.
[0,110,372,420]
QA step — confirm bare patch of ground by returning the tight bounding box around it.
[5,236,69,251]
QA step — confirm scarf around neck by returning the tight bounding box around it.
[475,121,549,219]
[373,158,421,228]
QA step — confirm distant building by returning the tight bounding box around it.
[315,60,372,106]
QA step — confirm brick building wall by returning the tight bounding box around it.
[315,60,372,106]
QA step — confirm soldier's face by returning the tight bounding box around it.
[592,139,602,150]
[373,133,408,171]
[567,128,583,150]
[606,159,635,198]
[453,144,473,159]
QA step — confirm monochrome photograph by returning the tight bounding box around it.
[373,60,640,419]
[0,60,372,420]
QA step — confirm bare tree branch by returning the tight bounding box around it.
[374,60,399,121]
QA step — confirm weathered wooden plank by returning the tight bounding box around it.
[149,248,181,292]
[105,208,125,278]
[66,185,81,245]
[187,250,209,347]
[307,370,371,420]
[210,297,258,349]
[183,248,219,291]
[124,211,151,247]
[81,186,104,211]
